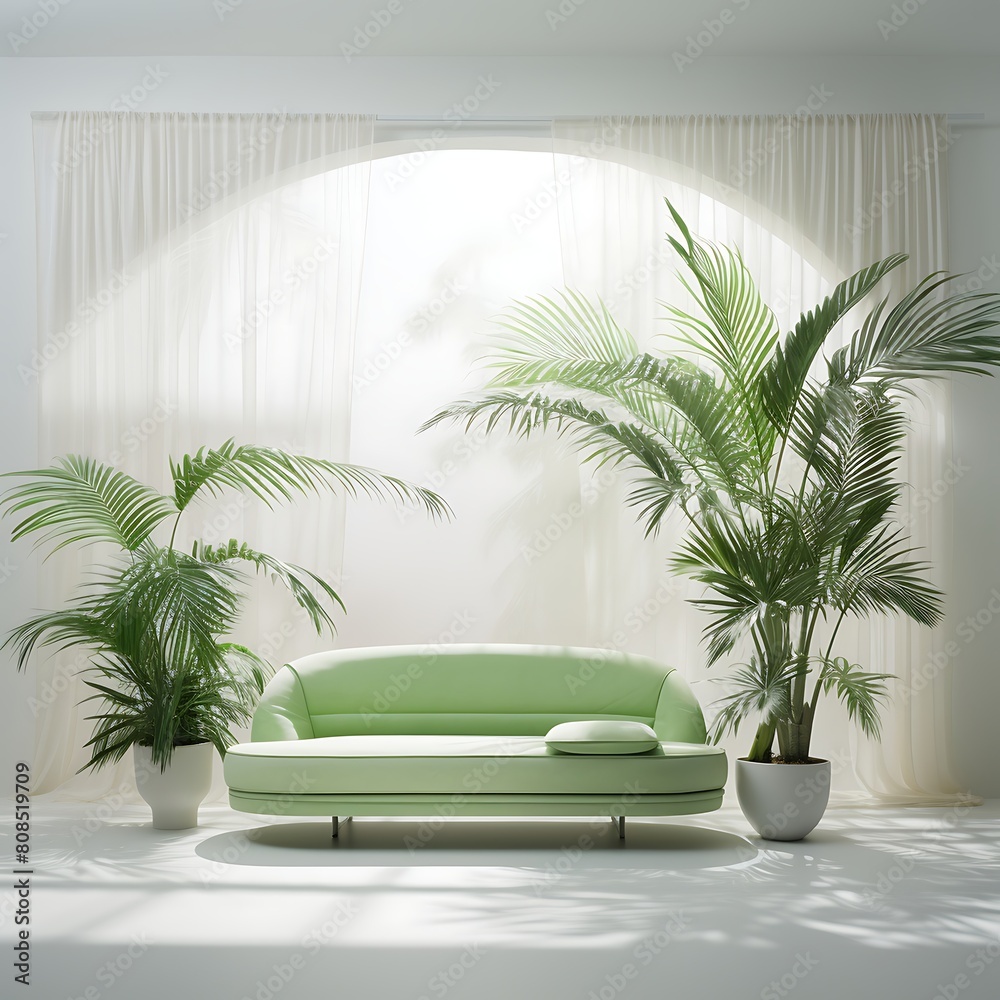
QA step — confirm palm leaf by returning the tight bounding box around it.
[194,538,345,634]
[818,657,893,740]
[487,290,639,385]
[170,439,450,520]
[831,524,943,625]
[2,456,176,553]
[830,274,1000,385]
[709,653,798,743]
[758,253,909,431]
[662,197,779,469]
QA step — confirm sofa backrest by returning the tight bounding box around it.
[250,644,708,744]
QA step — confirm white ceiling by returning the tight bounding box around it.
[3,0,999,57]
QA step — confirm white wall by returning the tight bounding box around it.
[2,53,999,795]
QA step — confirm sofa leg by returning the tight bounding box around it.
[332,816,339,839]
[614,815,625,840]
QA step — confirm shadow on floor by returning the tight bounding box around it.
[195,817,760,870]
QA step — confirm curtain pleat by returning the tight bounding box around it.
[29,112,374,799]
[550,114,962,802]
[27,111,964,805]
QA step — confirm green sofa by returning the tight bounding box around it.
[224,644,727,836]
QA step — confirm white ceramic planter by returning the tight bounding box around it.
[736,758,831,841]
[134,742,215,830]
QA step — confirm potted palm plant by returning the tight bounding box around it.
[423,201,1000,839]
[3,440,449,829]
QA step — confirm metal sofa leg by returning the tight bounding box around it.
[332,816,354,840]
[614,815,625,839]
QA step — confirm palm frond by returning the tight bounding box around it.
[194,538,345,634]
[832,524,943,625]
[170,439,451,520]
[818,656,893,740]
[487,290,639,386]
[2,456,176,553]
[709,654,798,743]
[829,274,1000,385]
[618,353,760,492]
[758,253,909,431]
[662,197,779,469]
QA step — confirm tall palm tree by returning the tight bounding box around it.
[424,201,1000,763]
[3,440,449,770]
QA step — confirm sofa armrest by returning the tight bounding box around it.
[250,666,316,742]
[652,669,709,744]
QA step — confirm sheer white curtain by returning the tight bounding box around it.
[29,112,373,798]
[550,114,961,802]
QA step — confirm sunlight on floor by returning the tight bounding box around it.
[7,800,1000,999]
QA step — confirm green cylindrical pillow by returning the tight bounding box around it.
[544,720,660,755]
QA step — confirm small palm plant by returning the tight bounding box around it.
[424,201,1000,764]
[3,440,449,770]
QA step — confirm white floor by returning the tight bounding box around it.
[8,799,1000,1000]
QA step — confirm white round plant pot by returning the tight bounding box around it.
[133,743,215,830]
[736,758,831,841]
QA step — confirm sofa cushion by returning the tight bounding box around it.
[252,645,702,741]
[545,720,659,754]
[224,734,727,797]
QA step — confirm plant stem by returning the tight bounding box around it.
[168,512,183,553]
[747,721,775,761]
[810,607,849,714]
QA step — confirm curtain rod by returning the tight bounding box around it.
[376,113,986,124]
